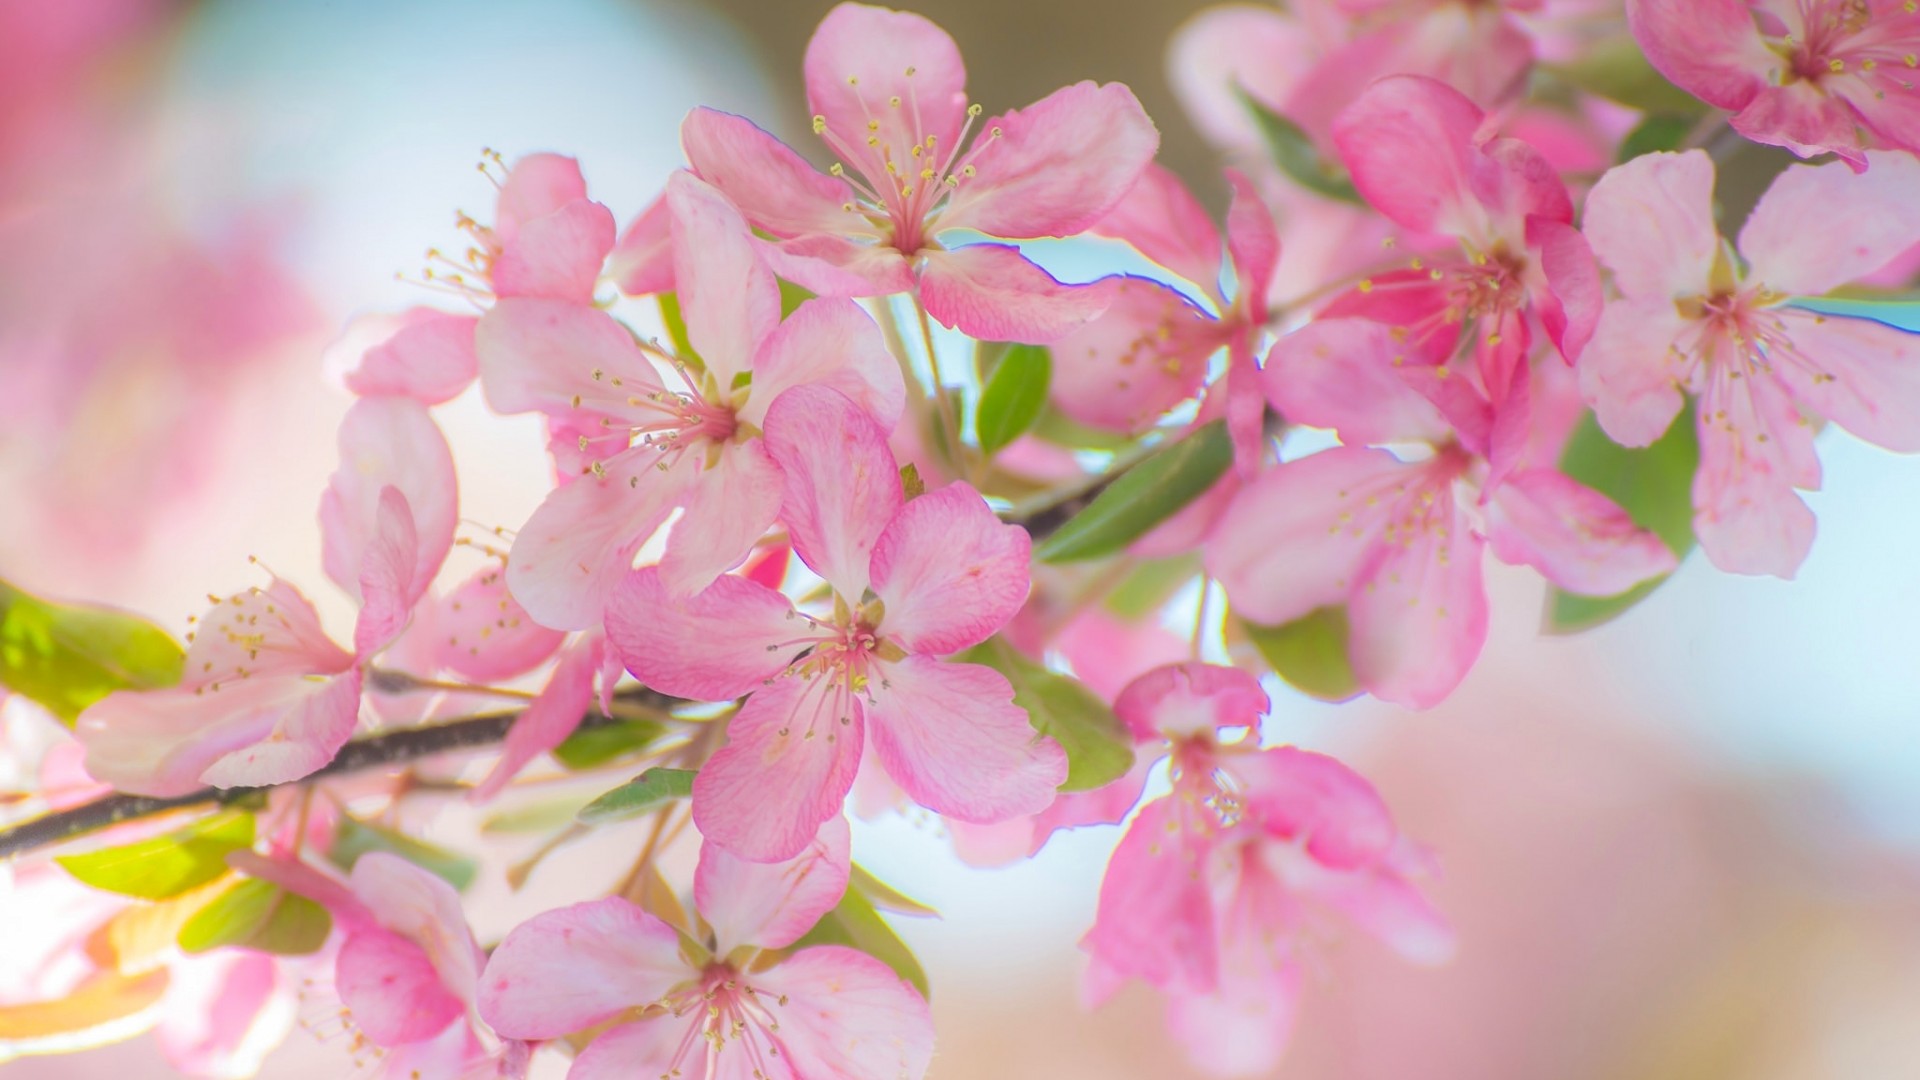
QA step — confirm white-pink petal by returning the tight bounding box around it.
[869,482,1030,656]
[865,656,1065,824]
[605,568,801,702]
[345,309,479,405]
[1740,152,1920,296]
[1111,662,1268,744]
[1577,300,1691,448]
[505,448,686,631]
[804,3,967,192]
[738,297,906,432]
[1346,480,1488,709]
[1261,319,1453,446]
[666,171,780,386]
[477,897,689,1039]
[475,299,665,423]
[695,815,851,953]
[471,635,601,803]
[1090,162,1224,298]
[432,567,565,683]
[1581,150,1719,304]
[1773,308,1920,453]
[691,675,866,863]
[751,945,935,1080]
[319,396,456,609]
[761,384,903,601]
[917,244,1110,344]
[657,439,786,600]
[1485,468,1678,596]
[681,108,856,241]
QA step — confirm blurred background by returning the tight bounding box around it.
[5,0,1920,1077]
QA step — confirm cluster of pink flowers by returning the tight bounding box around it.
[8,1,1920,1077]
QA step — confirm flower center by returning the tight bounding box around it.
[812,67,1002,256]
[1765,0,1920,89]
[658,964,788,1080]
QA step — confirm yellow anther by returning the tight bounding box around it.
[905,65,917,76]
[962,164,976,177]
[811,115,827,134]
[1830,58,1847,72]
[889,95,901,107]
[1358,278,1374,293]
[829,162,845,176]
[990,125,1003,137]
[967,103,983,117]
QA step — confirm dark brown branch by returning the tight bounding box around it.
[0,465,1144,862]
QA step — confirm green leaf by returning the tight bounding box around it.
[900,462,926,500]
[577,767,698,825]
[482,797,594,834]
[327,816,477,892]
[789,887,930,998]
[55,811,255,900]
[849,863,938,918]
[1104,555,1202,620]
[1616,114,1696,164]
[975,344,1052,455]
[1238,88,1362,204]
[0,579,184,724]
[1030,405,1135,451]
[959,638,1134,792]
[551,718,665,771]
[1544,40,1706,114]
[778,278,816,319]
[657,292,698,363]
[1547,405,1700,632]
[1035,421,1233,564]
[177,879,331,956]
[1242,607,1359,702]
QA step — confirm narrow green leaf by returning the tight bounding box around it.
[1242,607,1359,702]
[790,887,930,999]
[1547,405,1700,632]
[959,638,1134,792]
[849,863,939,918]
[327,816,478,892]
[1544,40,1705,114]
[482,797,594,834]
[177,880,331,956]
[657,292,697,362]
[1104,555,1202,620]
[1616,114,1696,164]
[1238,88,1362,204]
[0,579,184,725]
[577,767,698,825]
[551,718,665,771]
[975,344,1052,455]
[1036,421,1233,564]
[1030,405,1135,451]
[55,811,255,900]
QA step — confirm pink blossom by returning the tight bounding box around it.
[606,384,1065,862]
[1206,313,1675,708]
[77,398,458,795]
[1628,0,1920,169]
[1051,166,1279,472]
[1579,148,1920,577]
[1083,663,1451,1076]
[1326,75,1602,480]
[478,818,935,1079]
[679,2,1158,343]
[479,172,904,629]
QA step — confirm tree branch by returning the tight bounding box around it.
[0,463,1151,862]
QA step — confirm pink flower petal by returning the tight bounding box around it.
[1729,80,1870,167]
[1224,168,1279,322]
[753,945,936,1080]
[918,244,1109,344]
[349,851,485,1007]
[432,567,565,683]
[804,3,967,194]
[681,108,857,241]
[869,482,1031,656]
[608,192,672,296]
[566,1018,678,1079]
[79,666,364,797]
[762,232,918,297]
[1692,377,1818,578]
[865,656,1065,824]
[1082,797,1217,994]
[937,81,1158,239]
[1232,746,1397,870]
[351,486,421,658]
[1529,215,1601,362]
[186,578,353,685]
[1485,468,1679,595]
[1167,4,1316,154]
[153,953,290,1080]
[1625,0,1772,111]
[345,309,479,405]
[471,634,601,803]
[491,199,616,304]
[1261,319,1453,446]
[477,897,689,1039]
[475,298,665,423]
[1346,478,1488,709]
[739,297,906,431]
[1026,757,1152,855]
[336,928,464,1046]
[319,396,456,609]
[762,383,903,601]
[1577,300,1691,447]
[657,439,785,599]
[606,567,801,702]
[695,816,851,952]
[494,153,590,243]
[1046,277,1221,433]
[1112,663,1268,743]
[692,674,866,862]
[1310,841,1457,965]
[504,447,686,631]
[1773,308,1920,452]
[1332,75,1493,240]
[1090,162,1224,298]
[1164,963,1301,1079]
[1205,447,1410,626]
[1581,150,1719,304]
[667,171,780,386]
[1740,152,1920,296]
